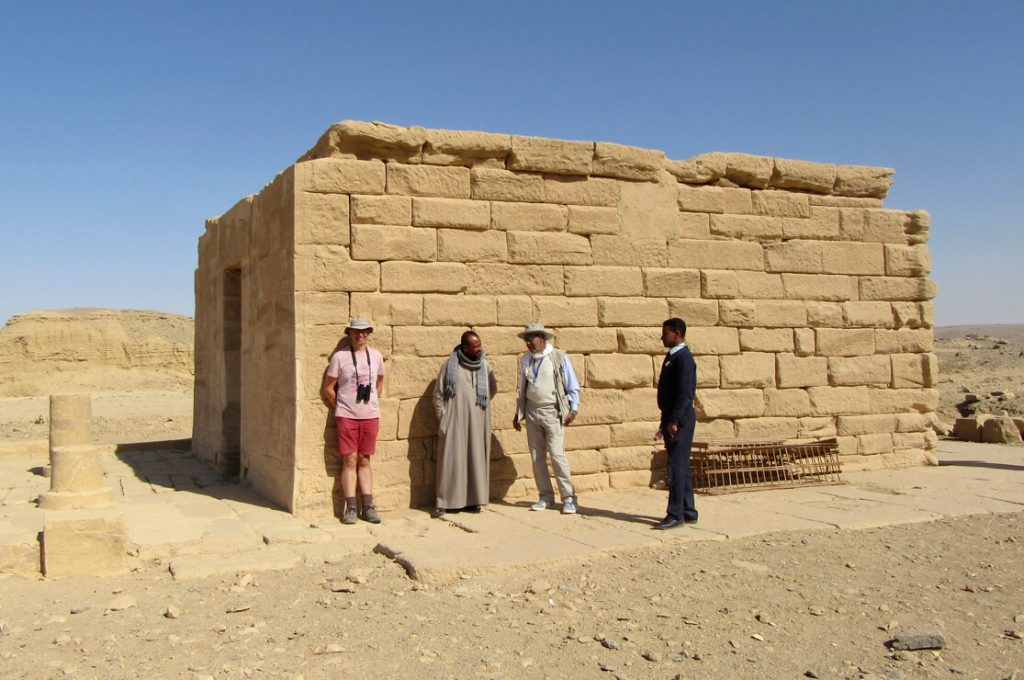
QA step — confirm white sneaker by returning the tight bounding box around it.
[561,498,577,515]
[530,499,549,511]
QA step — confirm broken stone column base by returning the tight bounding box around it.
[38,445,115,509]
[42,514,128,577]
[38,486,116,510]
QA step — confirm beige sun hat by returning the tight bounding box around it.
[345,317,374,332]
[516,322,553,340]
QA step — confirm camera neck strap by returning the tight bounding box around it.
[349,346,372,390]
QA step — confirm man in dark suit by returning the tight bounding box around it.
[654,317,698,529]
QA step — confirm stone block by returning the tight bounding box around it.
[592,142,665,181]
[381,262,465,293]
[720,353,775,388]
[833,165,894,199]
[507,231,592,265]
[351,224,436,261]
[697,355,721,388]
[42,515,128,577]
[562,448,603,476]
[298,292,350,327]
[709,214,782,240]
[721,187,754,214]
[892,432,928,450]
[874,329,934,353]
[543,176,620,207]
[567,205,620,235]
[906,209,931,245]
[816,328,875,356]
[470,168,545,202]
[467,264,564,295]
[734,272,785,299]
[608,422,658,447]
[799,417,836,438]
[412,197,490,229]
[794,328,815,356]
[311,120,426,163]
[617,327,664,354]
[488,354,519,388]
[764,241,822,273]
[397,396,439,439]
[820,242,884,275]
[597,297,669,327]
[678,185,724,213]
[575,388,627,425]
[891,353,937,388]
[884,244,931,276]
[838,208,865,240]
[806,301,844,327]
[567,424,613,450]
[591,235,668,267]
[764,388,812,417]
[509,135,593,175]
[776,354,828,388]
[421,128,511,167]
[688,327,740,355]
[842,302,895,328]
[609,469,657,489]
[701,270,737,298]
[295,158,386,195]
[895,412,934,433]
[837,414,897,436]
[677,212,712,239]
[862,209,909,243]
[719,300,807,328]
[532,296,599,326]
[781,206,841,240]
[982,417,1023,444]
[722,153,773,188]
[497,295,535,325]
[858,433,894,455]
[828,355,891,386]
[665,152,726,184]
[952,417,984,442]
[350,293,423,326]
[667,299,720,326]
[437,228,508,263]
[586,354,653,389]
[739,328,793,352]
[667,239,764,271]
[869,388,938,414]
[734,417,799,440]
[565,266,643,296]
[387,164,470,198]
[393,327,475,357]
[385,357,445,400]
[602,445,657,472]
[491,201,568,232]
[807,386,871,415]
[770,158,836,193]
[782,274,856,301]
[422,294,497,326]
[295,192,350,246]
[295,244,379,293]
[809,195,884,208]
[555,327,619,353]
[351,195,411,226]
[892,302,934,329]
[697,389,765,418]
[752,191,810,218]
[642,268,701,298]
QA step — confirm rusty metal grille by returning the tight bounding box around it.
[691,438,843,494]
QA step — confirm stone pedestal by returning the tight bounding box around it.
[42,514,128,577]
[38,394,115,509]
[49,393,92,450]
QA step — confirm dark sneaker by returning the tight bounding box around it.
[431,507,447,519]
[341,508,358,525]
[463,505,481,513]
[360,506,381,524]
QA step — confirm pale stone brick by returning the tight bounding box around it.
[532,296,599,326]
[896,412,933,433]
[891,302,933,329]
[593,142,665,181]
[350,293,423,326]
[836,436,859,456]
[298,291,350,327]
[770,158,836,193]
[508,135,593,175]
[555,327,618,353]
[295,245,379,293]
[721,187,753,214]
[412,197,489,229]
[565,266,643,296]
[776,354,828,388]
[697,389,765,418]
[295,158,386,194]
[393,326,469,357]
[719,300,807,327]
[575,388,627,425]
[665,152,726,184]
[884,244,931,276]
[381,262,465,293]
[610,470,655,488]
[892,432,928,450]
[720,353,775,388]
[422,294,497,326]
[740,328,794,352]
[837,414,897,436]
[490,392,518,424]
[734,272,785,299]
[709,214,783,240]
[467,264,564,295]
[678,184,724,213]
[833,165,894,199]
[543,176,619,207]
[667,240,764,271]
[586,354,653,389]
[421,128,511,167]
[782,274,857,301]
[398,396,439,439]
[891,353,937,388]
[617,328,662,355]
[491,201,568,232]
[573,471,611,493]
[567,205,620,235]
[906,209,930,245]
[310,120,426,163]
[862,209,908,243]
[800,417,836,438]
[723,153,773,188]
[734,417,799,440]
[806,301,844,327]
[816,328,875,356]
[764,388,812,417]
[482,331,529,356]
[820,242,884,275]
[677,212,712,239]
[874,329,934,353]
[387,164,470,198]
[764,241,822,273]
[752,191,810,218]
[697,356,720,388]
[597,297,668,327]
[497,295,534,324]
[564,424,611,450]
[470,168,545,202]
[688,327,740,355]
[697,419,737,440]
[42,516,128,577]
[642,268,701,297]
[667,299,720,326]
[488,354,519,389]
[609,422,659,446]
[507,231,592,265]
[624,387,661,422]
[781,206,841,240]
[383,356,440,399]
[591,235,668,267]
[838,208,865,241]
[701,270,737,298]
[869,388,938,414]
[437,228,507,262]
[351,195,411,226]
[296,192,350,246]
[807,386,871,415]
[794,328,815,356]
[858,433,893,455]
[351,224,436,261]
[809,195,883,208]
[602,445,657,471]
[842,302,895,328]
[828,355,891,386]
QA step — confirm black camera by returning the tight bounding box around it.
[356,384,371,403]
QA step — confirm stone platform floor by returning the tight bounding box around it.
[1,440,1021,582]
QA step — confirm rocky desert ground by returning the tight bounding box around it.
[1,310,1022,679]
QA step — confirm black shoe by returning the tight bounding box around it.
[431,507,447,519]
[653,516,684,530]
[683,516,699,524]
[463,505,481,513]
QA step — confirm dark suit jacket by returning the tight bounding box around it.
[657,345,697,428]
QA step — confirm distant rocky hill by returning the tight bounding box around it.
[0,308,194,397]
[935,324,1024,342]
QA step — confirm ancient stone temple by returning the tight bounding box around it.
[193,121,936,516]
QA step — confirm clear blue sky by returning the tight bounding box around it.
[1,1,1021,327]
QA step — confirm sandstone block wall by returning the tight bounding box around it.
[196,120,937,516]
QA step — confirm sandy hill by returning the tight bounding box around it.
[934,324,1024,342]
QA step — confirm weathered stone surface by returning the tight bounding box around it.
[470,168,545,202]
[597,298,669,327]
[752,191,810,218]
[884,244,931,276]
[833,165,894,198]
[295,244,379,293]
[492,202,568,232]
[421,295,496,326]
[719,300,807,328]
[764,241,822,273]
[307,120,427,163]
[555,327,618,353]
[616,327,665,354]
[781,206,841,240]
[837,414,897,436]
[701,270,737,299]
[565,266,643,297]
[641,268,700,298]
[532,296,599,327]
[829,355,892,386]
[667,299,720,326]
[386,356,444,399]
[591,235,667,267]
[722,153,774,189]
[507,232,591,265]
[574,388,627,425]
[816,328,876,356]
[437,229,507,263]
[508,136,593,175]
[782,274,857,301]
[820,242,884,275]
[863,209,910,244]
[678,185,725,213]
[387,164,471,198]
[981,417,1022,444]
[892,301,934,329]
[891,353,937,388]
[858,432,894,454]
[870,388,938,414]
[668,240,764,271]
[709,214,782,240]
[721,187,754,215]
[467,264,564,295]
[592,142,665,181]
[739,328,793,352]
[586,354,653,389]
[665,152,726,184]
[295,192,349,245]
[381,262,466,293]
[806,301,844,327]
[412,197,490,229]
[295,158,386,195]
[351,195,410,226]
[842,302,895,329]
[677,212,712,239]
[720,353,775,388]
[734,417,799,440]
[567,205,620,235]
[770,158,836,193]
[697,389,765,418]
[350,293,423,326]
[697,355,721,387]
[889,631,945,651]
[952,416,984,442]
[764,388,812,417]
[874,329,934,353]
[776,354,828,388]
[543,176,620,207]
[687,327,740,355]
[43,515,128,577]
[351,224,436,262]
[807,386,871,415]
[422,128,511,167]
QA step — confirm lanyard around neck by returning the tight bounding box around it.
[530,354,545,380]
[349,347,372,388]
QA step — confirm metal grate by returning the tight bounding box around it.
[691,438,843,494]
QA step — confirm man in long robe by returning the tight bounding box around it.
[431,330,497,517]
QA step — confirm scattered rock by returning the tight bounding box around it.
[600,638,621,651]
[982,417,1023,444]
[347,568,371,585]
[889,631,945,650]
[641,650,662,662]
[163,605,180,619]
[106,595,137,612]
